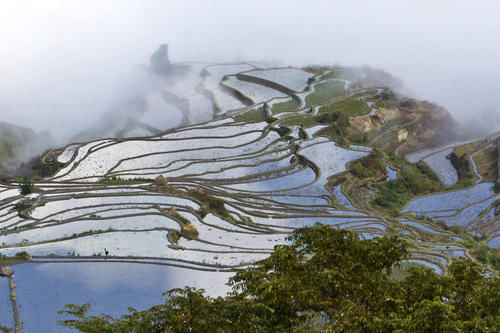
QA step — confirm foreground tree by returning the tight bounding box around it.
[58,224,500,332]
[228,225,410,331]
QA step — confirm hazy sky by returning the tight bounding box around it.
[1,0,500,138]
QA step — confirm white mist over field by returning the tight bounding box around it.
[1,0,500,140]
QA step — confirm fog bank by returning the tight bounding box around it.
[1,0,500,140]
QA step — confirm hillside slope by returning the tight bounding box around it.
[0,121,52,175]
[0,61,498,278]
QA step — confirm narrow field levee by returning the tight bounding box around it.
[9,274,21,333]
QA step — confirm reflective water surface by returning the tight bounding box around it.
[13,262,232,332]
[0,277,14,329]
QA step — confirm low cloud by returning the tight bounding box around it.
[0,0,499,143]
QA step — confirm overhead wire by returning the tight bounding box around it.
[1,73,500,109]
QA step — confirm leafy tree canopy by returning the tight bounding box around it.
[58,224,500,332]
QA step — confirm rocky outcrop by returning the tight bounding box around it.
[347,107,401,134]
[397,129,408,142]
[347,94,458,156]
[150,44,172,76]
[348,115,377,133]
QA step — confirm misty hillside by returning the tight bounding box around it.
[0,121,51,174]
[0,50,499,331]
[2,55,498,265]
[2,1,500,331]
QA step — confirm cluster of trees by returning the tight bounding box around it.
[371,153,442,213]
[58,224,500,332]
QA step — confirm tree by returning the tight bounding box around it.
[18,176,33,195]
[58,288,272,333]
[228,224,410,331]
[58,224,500,332]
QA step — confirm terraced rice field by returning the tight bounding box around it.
[1,116,387,268]
[403,181,500,230]
[0,112,469,275]
[222,76,287,105]
[3,63,498,295]
[240,68,315,92]
[421,148,458,187]
[404,136,500,250]
[3,63,500,332]
[301,79,348,107]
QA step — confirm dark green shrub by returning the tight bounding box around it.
[18,177,33,195]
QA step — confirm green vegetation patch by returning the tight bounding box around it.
[279,114,319,127]
[271,98,300,114]
[473,145,497,181]
[168,230,180,244]
[349,150,386,179]
[18,177,34,195]
[280,104,353,132]
[319,98,370,118]
[319,70,344,80]
[234,107,265,122]
[371,129,399,149]
[459,233,500,270]
[370,152,443,214]
[30,155,65,179]
[358,118,406,144]
[350,89,379,99]
[164,208,191,226]
[391,261,426,281]
[373,99,399,109]
[279,98,367,130]
[449,152,474,185]
[319,68,358,81]
[302,65,338,74]
[314,127,350,146]
[454,141,482,157]
[0,251,30,265]
[305,80,346,106]
[164,208,199,239]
